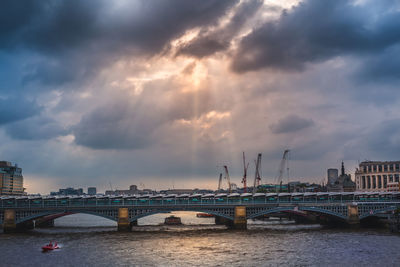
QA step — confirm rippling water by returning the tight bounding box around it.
[1,212,400,267]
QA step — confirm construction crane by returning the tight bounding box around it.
[109,182,113,192]
[223,165,232,193]
[253,153,262,194]
[275,149,290,192]
[242,152,249,193]
[217,173,223,192]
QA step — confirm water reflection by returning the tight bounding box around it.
[1,212,399,266]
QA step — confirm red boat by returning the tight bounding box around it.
[42,242,59,252]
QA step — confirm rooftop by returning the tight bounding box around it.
[360,161,400,164]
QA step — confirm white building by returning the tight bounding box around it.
[355,161,400,191]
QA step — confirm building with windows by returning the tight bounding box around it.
[0,161,24,195]
[355,161,400,191]
[327,162,356,192]
[105,185,142,195]
[88,187,97,195]
[387,182,400,192]
[327,168,339,186]
[50,187,84,196]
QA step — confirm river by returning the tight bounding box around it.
[1,212,400,266]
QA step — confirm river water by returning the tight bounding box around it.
[1,212,400,267]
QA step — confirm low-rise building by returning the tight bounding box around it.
[51,187,84,196]
[160,189,194,195]
[0,161,24,195]
[105,185,141,195]
[355,161,400,191]
[87,187,97,195]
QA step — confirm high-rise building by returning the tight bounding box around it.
[327,168,339,185]
[88,187,97,195]
[0,161,24,195]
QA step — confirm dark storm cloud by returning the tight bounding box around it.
[177,37,228,59]
[356,45,400,83]
[73,99,161,150]
[0,0,45,49]
[269,114,314,134]
[176,0,262,58]
[20,0,238,54]
[4,116,69,140]
[1,0,237,53]
[0,0,237,86]
[0,97,42,125]
[231,0,400,73]
[22,55,99,86]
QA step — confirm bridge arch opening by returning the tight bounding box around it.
[249,207,348,225]
[53,213,117,227]
[359,216,384,228]
[134,210,226,225]
[17,211,118,228]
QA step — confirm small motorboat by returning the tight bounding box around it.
[164,215,182,225]
[42,242,60,252]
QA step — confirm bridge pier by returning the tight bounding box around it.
[2,209,33,233]
[117,208,131,231]
[233,206,247,229]
[215,206,247,229]
[347,204,360,226]
[2,209,17,233]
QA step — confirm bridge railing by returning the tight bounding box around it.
[1,193,400,209]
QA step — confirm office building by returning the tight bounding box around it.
[355,161,400,191]
[327,169,339,186]
[0,161,24,195]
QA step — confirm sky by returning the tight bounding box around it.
[1,0,400,194]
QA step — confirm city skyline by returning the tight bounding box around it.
[1,0,400,194]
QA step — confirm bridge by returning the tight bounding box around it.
[1,192,400,233]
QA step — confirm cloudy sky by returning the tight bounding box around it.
[1,0,400,194]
